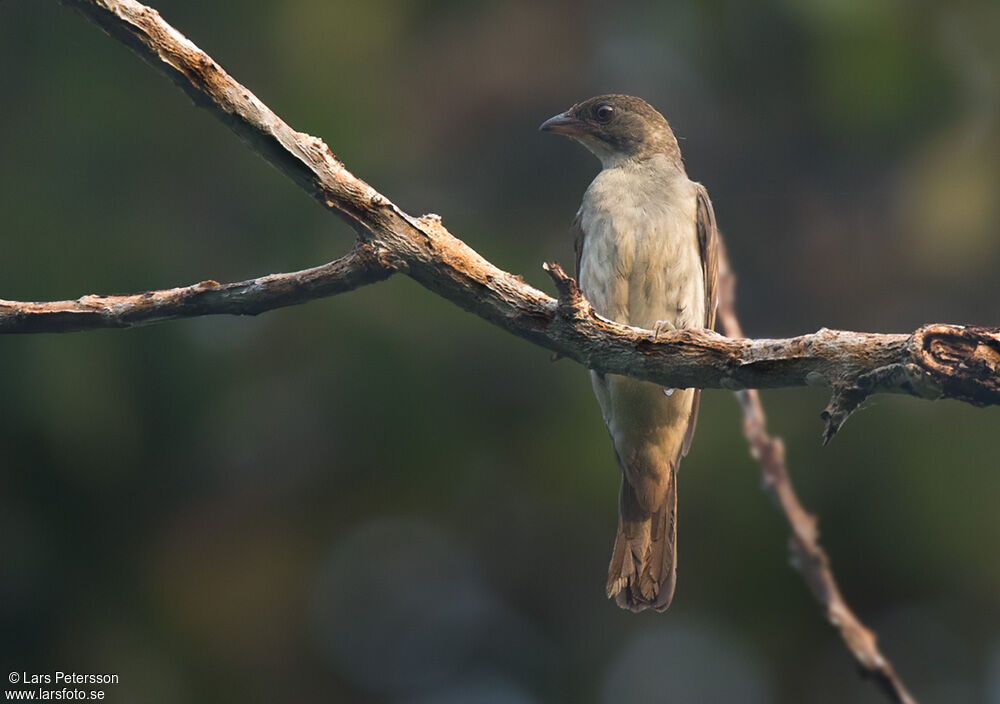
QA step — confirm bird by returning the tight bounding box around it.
[540,95,718,612]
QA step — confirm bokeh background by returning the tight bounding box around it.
[2,1,999,702]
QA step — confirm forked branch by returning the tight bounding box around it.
[0,2,982,440]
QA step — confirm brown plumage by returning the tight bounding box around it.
[543,95,718,612]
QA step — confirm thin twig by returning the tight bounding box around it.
[717,245,917,704]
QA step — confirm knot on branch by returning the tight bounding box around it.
[820,363,921,444]
[910,324,1000,406]
[542,261,588,318]
[820,389,862,445]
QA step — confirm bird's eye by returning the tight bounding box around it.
[594,103,615,123]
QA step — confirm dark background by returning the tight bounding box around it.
[2,1,999,702]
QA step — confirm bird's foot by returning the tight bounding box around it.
[652,320,676,339]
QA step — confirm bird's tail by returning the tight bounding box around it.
[605,466,678,612]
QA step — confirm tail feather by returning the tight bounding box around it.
[606,467,678,612]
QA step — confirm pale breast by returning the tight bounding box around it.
[578,160,705,331]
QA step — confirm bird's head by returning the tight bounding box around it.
[539,94,680,169]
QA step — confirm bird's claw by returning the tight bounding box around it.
[652,320,676,339]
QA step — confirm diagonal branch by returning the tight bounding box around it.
[717,247,916,704]
[40,0,999,439]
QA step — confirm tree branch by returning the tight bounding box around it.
[5,2,988,701]
[0,242,392,333]
[33,0,995,444]
[717,247,916,704]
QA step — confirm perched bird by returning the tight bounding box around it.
[540,95,718,612]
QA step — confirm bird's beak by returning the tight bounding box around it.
[539,110,585,136]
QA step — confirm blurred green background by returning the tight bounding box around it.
[2,1,999,702]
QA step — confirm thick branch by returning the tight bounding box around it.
[717,249,916,704]
[0,243,391,333]
[41,0,999,423]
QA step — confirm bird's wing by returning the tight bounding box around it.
[681,183,720,456]
[695,183,720,331]
[571,210,585,279]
